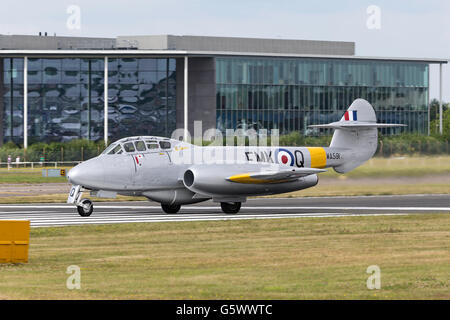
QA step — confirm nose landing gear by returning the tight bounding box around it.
[68,185,94,217]
[77,199,93,217]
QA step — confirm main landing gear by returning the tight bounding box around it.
[160,202,242,214]
[220,202,241,214]
[161,204,181,214]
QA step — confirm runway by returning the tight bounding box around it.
[0,194,448,228]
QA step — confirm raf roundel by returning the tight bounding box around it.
[275,148,294,166]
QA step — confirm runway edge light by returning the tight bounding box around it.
[0,221,30,263]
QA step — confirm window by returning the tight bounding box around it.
[159,141,171,149]
[123,142,136,153]
[102,143,116,155]
[134,140,146,151]
[147,143,159,150]
[108,144,123,155]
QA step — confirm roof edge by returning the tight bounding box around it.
[0,49,446,63]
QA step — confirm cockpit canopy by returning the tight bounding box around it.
[101,136,173,155]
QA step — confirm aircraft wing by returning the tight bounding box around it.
[227,167,326,184]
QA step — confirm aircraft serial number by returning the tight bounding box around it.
[326,152,341,160]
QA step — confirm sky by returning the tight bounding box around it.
[1,0,448,101]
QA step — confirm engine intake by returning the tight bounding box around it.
[183,169,195,187]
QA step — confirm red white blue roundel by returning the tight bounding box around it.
[275,148,294,166]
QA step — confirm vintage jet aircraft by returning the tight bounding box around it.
[67,99,404,216]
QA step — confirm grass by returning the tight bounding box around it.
[321,156,450,178]
[0,156,448,203]
[0,174,67,184]
[0,195,147,204]
[0,166,71,184]
[0,184,448,204]
[271,183,450,198]
[0,214,449,299]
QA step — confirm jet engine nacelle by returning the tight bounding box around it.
[142,188,209,205]
[183,164,318,197]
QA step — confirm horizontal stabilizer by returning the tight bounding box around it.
[309,121,407,130]
[227,168,326,184]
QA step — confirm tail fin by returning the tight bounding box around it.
[309,99,406,173]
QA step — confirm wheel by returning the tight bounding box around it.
[220,202,241,214]
[161,204,181,214]
[77,199,93,217]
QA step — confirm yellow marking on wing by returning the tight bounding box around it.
[228,173,290,184]
[307,147,327,168]
[228,173,267,184]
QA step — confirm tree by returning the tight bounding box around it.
[430,107,450,140]
[429,98,449,122]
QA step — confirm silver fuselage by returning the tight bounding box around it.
[67,136,359,204]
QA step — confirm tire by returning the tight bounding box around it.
[161,204,181,214]
[77,199,93,217]
[220,202,241,214]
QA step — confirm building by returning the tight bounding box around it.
[0,34,447,147]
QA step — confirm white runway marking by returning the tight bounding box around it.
[0,205,448,211]
[0,201,447,228]
[0,211,408,228]
[258,194,450,200]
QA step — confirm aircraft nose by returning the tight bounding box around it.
[67,158,105,188]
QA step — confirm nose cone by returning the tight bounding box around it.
[68,157,105,188]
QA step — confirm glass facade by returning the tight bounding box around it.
[1,57,176,144]
[107,58,176,142]
[27,58,105,143]
[1,58,24,144]
[216,58,429,135]
[0,54,432,146]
